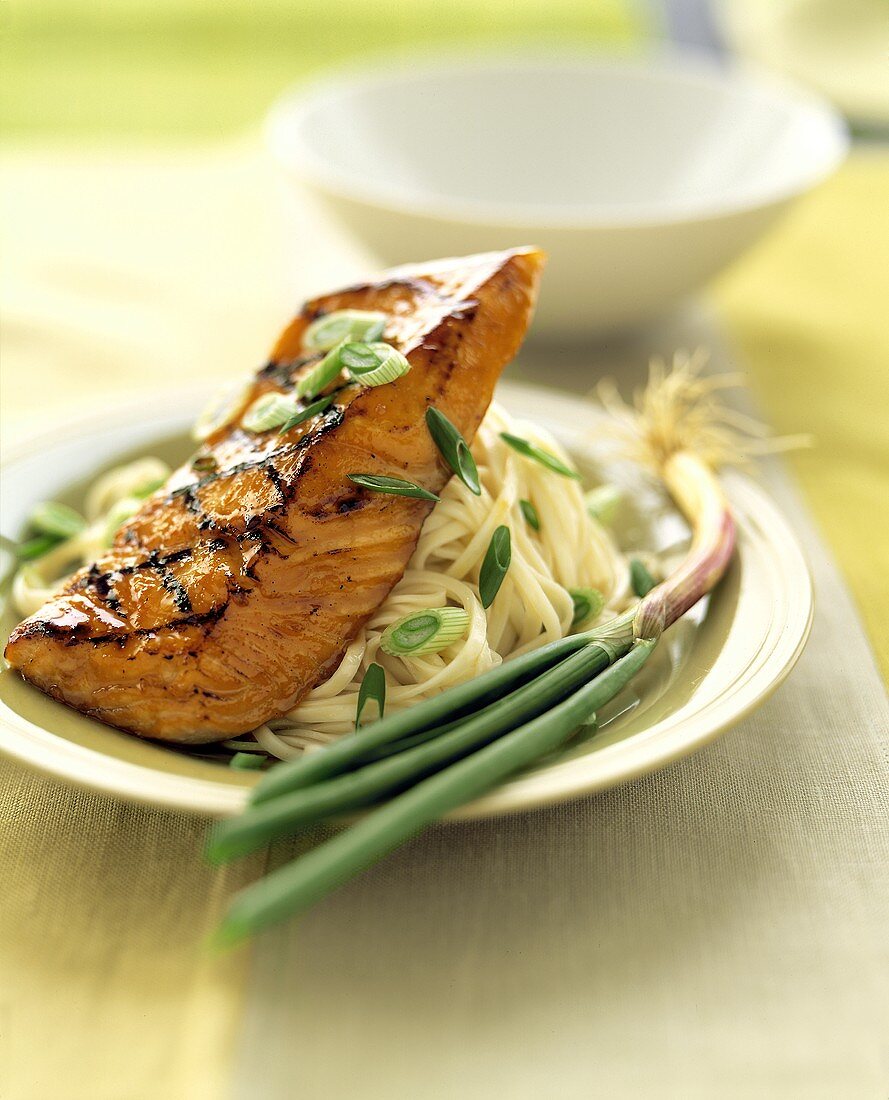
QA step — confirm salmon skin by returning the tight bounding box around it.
[5,249,545,742]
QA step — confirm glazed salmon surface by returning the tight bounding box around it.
[5,249,545,741]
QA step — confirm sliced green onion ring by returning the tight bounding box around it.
[381,608,470,657]
[519,499,540,530]
[479,525,511,608]
[303,310,386,352]
[29,502,87,539]
[347,474,439,501]
[586,484,622,526]
[193,378,253,442]
[630,558,657,598]
[569,587,605,627]
[342,342,411,388]
[242,391,299,433]
[16,533,63,561]
[499,433,581,480]
[425,407,480,495]
[356,663,387,728]
[295,343,347,400]
[230,752,266,771]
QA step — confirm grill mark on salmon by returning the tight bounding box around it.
[5,249,545,741]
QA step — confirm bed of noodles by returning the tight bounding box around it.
[9,403,631,763]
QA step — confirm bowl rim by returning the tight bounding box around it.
[265,48,849,231]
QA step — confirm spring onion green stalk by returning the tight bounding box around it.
[207,640,628,864]
[249,628,604,804]
[630,558,657,598]
[303,310,386,352]
[425,408,481,495]
[380,608,470,657]
[210,639,657,946]
[355,663,386,729]
[347,474,439,502]
[478,525,511,608]
[500,433,581,479]
[585,484,622,526]
[342,342,411,387]
[519,499,540,530]
[569,587,605,627]
[29,502,87,540]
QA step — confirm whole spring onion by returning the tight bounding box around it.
[425,407,481,495]
[303,310,386,352]
[380,607,470,657]
[500,432,581,479]
[347,474,439,502]
[210,639,657,946]
[15,534,63,561]
[207,638,630,864]
[209,359,740,945]
[478,525,511,608]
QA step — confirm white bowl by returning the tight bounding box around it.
[266,53,847,337]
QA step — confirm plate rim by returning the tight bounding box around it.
[0,384,814,818]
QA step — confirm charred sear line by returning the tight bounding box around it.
[265,463,287,500]
[158,566,193,614]
[16,603,228,646]
[163,405,344,504]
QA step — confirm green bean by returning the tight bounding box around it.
[211,639,656,947]
[249,627,622,805]
[208,641,623,863]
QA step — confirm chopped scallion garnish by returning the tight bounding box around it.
[356,663,387,728]
[230,752,266,770]
[380,608,470,657]
[16,533,63,561]
[499,433,581,479]
[342,342,411,388]
[295,343,348,400]
[630,559,657,598]
[29,502,86,540]
[585,484,622,526]
[569,587,605,627]
[303,310,386,352]
[242,391,299,433]
[519,499,540,530]
[279,393,337,435]
[425,407,480,495]
[347,474,439,501]
[479,525,511,608]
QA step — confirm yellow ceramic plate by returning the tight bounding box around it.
[0,383,813,818]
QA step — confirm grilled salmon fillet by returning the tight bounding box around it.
[5,248,545,741]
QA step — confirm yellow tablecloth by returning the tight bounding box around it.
[1,147,887,1099]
